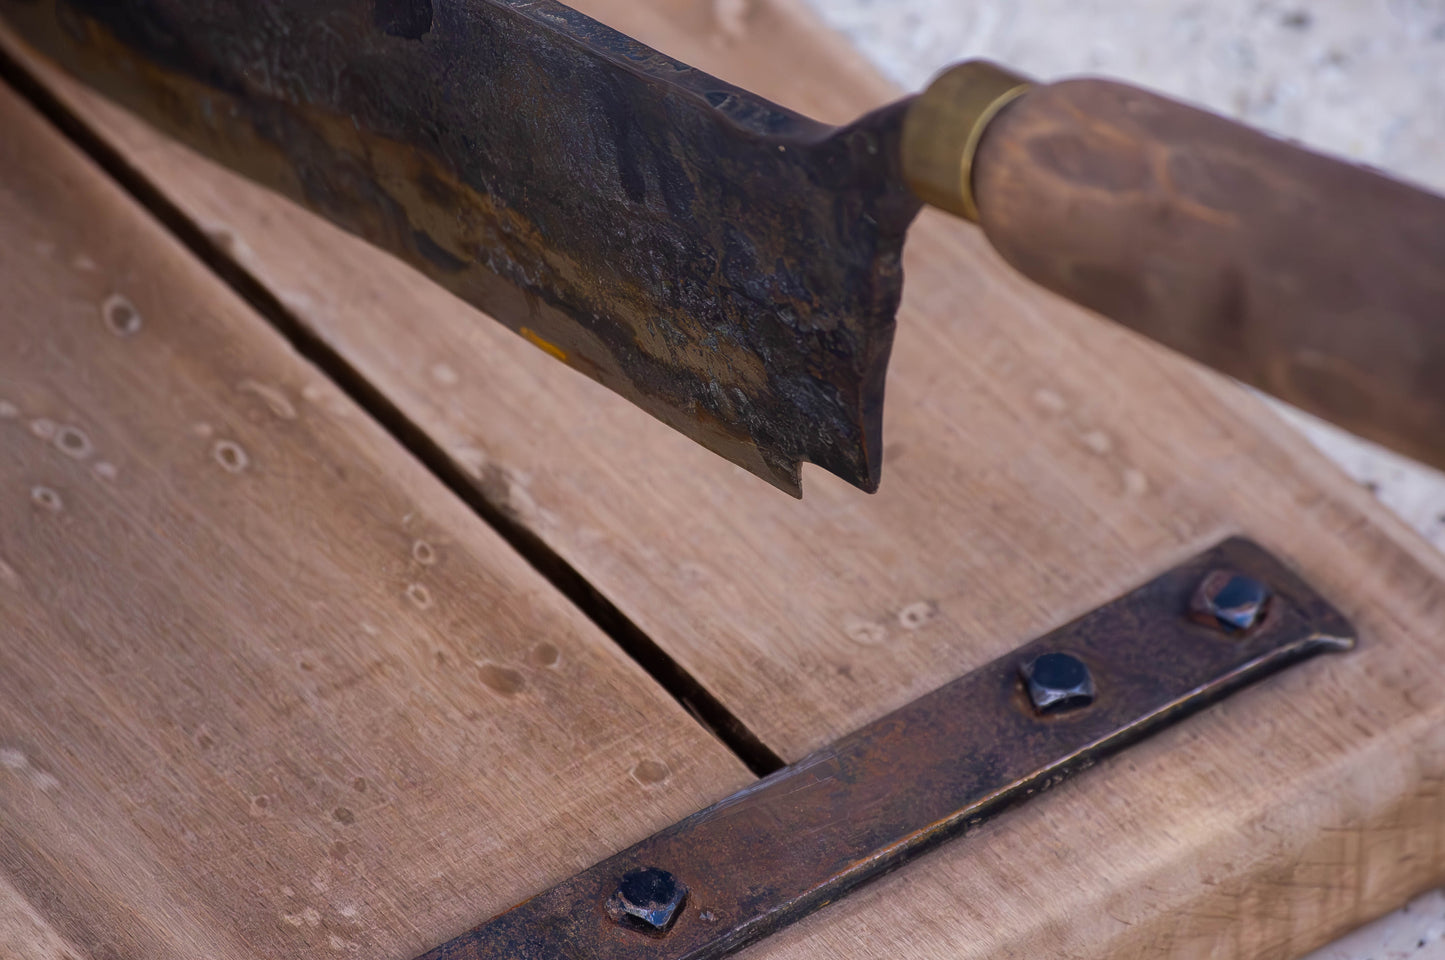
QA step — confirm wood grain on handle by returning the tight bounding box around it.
[970,78,1445,472]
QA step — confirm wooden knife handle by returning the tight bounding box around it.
[906,63,1445,473]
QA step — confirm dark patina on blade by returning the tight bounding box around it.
[0,0,923,495]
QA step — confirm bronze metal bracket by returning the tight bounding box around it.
[419,538,1354,960]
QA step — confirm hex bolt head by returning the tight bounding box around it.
[1020,652,1095,714]
[607,867,688,933]
[1190,571,1272,633]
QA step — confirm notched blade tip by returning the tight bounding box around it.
[786,433,884,499]
[762,460,804,499]
[772,454,881,500]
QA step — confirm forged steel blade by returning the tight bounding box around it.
[0,0,922,496]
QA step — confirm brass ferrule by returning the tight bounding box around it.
[902,61,1033,222]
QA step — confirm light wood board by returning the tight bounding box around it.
[5,1,1445,958]
[0,82,750,960]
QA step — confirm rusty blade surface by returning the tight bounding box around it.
[0,0,922,495]
[417,538,1355,960]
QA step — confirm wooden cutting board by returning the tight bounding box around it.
[3,1,1445,958]
[0,80,751,960]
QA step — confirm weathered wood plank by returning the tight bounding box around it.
[0,81,750,960]
[0,870,80,960]
[4,2,1445,959]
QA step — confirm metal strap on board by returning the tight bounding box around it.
[419,538,1354,960]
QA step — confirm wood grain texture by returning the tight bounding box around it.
[5,1,1445,958]
[973,77,1445,474]
[0,82,750,960]
[0,870,80,960]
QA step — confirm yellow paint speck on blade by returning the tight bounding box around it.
[520,327,568,363]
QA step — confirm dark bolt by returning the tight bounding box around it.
[607,867,688,933]
[1190,571,1272,633]
[1020,652,1095,714]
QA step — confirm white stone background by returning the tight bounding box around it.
[799,0,1445,955]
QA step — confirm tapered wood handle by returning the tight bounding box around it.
[907,64,1445,473]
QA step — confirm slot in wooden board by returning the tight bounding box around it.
[4,1,1445,958]
[0,80,750,960]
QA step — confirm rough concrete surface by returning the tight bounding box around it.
[800,0,1445,955]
